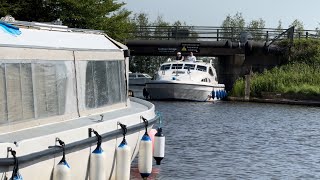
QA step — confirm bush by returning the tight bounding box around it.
[279,39,320,65]
[230,63,320,98]
[230,39,320,98]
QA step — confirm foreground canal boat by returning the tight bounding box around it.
[146,59,226,101]
[0,18,158,179]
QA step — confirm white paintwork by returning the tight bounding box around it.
[146,60,225,101]
[53,162,71,180]
[0,28,119,50]
[138,134,153,178]
[0,20,157,180]
[129,72,152,86]
[154,136,165,159]
[116,141,131,180]
[89,149,107,180]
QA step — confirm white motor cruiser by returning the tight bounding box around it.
[0,17,158,179]
[146,59,226,101]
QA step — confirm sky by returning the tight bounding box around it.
[121,0,320,30]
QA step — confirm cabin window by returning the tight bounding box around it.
[129,74,136,78]
[0,62,69,124]
[196,65,207,72]
[85,60,125,109]
[209,67,214,76]
[184,64,195,70]
[160,64,171,70]
[201,78,210,82]
[171,64,183,69]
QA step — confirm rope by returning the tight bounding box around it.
[141,116,148,134]
[89,128,102,148]
[8,148,19,180]
[118,123,128,142]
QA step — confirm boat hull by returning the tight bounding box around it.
[0,98,156,180]
[146,81,225,101]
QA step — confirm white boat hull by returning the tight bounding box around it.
[0,98,156,180]
[146,81,225,101]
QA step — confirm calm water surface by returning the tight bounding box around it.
[132,101,320,179]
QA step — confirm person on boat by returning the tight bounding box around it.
[175,52,184,61]
[187,52,196,62]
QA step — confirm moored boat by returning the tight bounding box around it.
[146,59,226,101]
[129,72,152,98]
[0,17,158,179]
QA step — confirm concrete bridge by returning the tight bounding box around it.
[125,26,317,90]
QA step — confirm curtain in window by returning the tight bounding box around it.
[85,60,126,109]
[6,64,23,122]
[0,64,7,123]
[20,64,34,120]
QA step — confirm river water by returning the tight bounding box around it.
[131,101,320,179]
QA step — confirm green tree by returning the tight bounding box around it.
[153,15,170,40]
[221,12,245,41]
[129,14,172,74]
[289,19,304,37]
[276,20,283,32]
[247,18,265,41]
[0,0,133,41]
[131,13,151,40]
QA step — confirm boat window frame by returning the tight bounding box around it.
[171,64,183,70]
[160,64,171,71]
[183,64,196,70]
[196,65,207,72]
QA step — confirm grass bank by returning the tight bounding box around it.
[230,39,320,100]
[231,63,320,98]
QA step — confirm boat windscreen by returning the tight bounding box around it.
[160,64,171,70]
[171,64,183,69]
[184,64,195,70]
[196,65,207,72]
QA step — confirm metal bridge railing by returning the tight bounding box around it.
[128,26,320,42]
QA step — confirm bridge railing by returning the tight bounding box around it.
[128,26,320,42]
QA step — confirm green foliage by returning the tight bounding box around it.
[276,20,283,30]
[221,12,245,40]
[247,18,265,41]
[0,0,133,41]
[230,63,320,97]
[230,78,245,97]
[221,13,267,41]
[289,19,304,36]
[278,39,320,65]
[129,13,196,74]
[232,38,320,98]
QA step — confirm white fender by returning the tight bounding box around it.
[138,133,153,178]
[116,140,131,180]
[90,146,106,180]
[153,128,165,165]
[53,160,71,180]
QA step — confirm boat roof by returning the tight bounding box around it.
[0,20,124,50]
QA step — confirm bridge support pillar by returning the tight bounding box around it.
[216,54,245,91]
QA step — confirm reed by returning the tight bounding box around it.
[230,63,320,97]
[231,39,320,98]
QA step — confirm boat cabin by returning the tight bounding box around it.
[0,20,128,132]
[157,61,218,83]
[160,61,215,74]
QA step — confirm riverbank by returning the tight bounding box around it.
[228,96,320,107]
